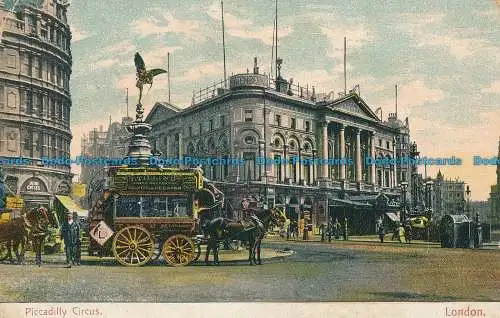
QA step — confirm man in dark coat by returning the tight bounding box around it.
[60,212,80,268]
[72,212,82,265]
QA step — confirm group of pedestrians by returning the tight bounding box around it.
[60,211,82,268]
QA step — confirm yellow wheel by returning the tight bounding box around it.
[162,234,196,267]
[112,226,154,266]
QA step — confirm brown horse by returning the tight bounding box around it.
[203,207,288,265]
[0,207,50,265]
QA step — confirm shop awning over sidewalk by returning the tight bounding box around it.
[328,197,372,208]
[55,195,87,217]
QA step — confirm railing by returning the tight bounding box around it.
[191,78,229,106]
[190,74,334,106]
[3,16,71,57]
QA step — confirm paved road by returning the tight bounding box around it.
[0,241,498,302]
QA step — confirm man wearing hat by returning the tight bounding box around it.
[60,211,80,268]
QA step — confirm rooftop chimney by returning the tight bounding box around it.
[253,57,259,74]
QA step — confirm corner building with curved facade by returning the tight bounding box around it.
[0,0,73,209]
[147,66,415,234]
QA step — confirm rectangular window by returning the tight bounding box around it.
[244,110,253,122]
[275,114,281,126]
[38,132,44,156]
[290,118,296,129]
[199,123,202,134]
[0,85,4,108]
[243,152,256,181]
[28,15,37,35]
[58,101,63,121]
[27,91,33,114]
[209,119,214,131]
[386,141,390,149]
[305,121,310,132]
[220,115,226,127]
[34,57,41,78]
[188,127,192,137]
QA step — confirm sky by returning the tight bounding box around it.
[62,0,499,200]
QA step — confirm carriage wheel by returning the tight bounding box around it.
[162,235,196,267]
[0,243,7,261]
[112,226,154,266]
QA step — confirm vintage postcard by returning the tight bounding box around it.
[0,0,499,317]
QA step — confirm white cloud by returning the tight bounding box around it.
[130,12,209,41]
[70,25,91,43]
[320,25,373,60]
[103,40,136,56]
[376,79,446,112]
[179,62,225,82]
[206,1,292,46]
[481,80,500,94]
[90,58,120,71]
[398,13,500,60]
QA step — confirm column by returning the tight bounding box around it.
[284,145,289,181]
[321,122,328,179]
[178,132,183,168]
[355,128,362,182]
[339,125,345,180]
[370,132,376,184]
[259,140,265,180]
[312,149,317,184]
[264,108,274,178]
[36,14,42,37]
[298,148,303,183]
[392,137,397,188]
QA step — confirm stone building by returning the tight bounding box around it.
[488,138,500,228]
[80,116,133,208]
[432,170,466,219]
[146,60,410,234]
[0,0,73,209]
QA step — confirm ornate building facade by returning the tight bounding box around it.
[431,170,466,219]
[488,138,500,228]
[146,60,411,234]
[0,0,73,209]
[80,116,133,208]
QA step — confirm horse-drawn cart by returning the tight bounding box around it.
[88,167,222,267]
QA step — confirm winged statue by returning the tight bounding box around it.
[134,52,167,105]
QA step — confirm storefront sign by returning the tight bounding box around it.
[112,169,203,192]
[21,178,47,193]
[6,196,23,209]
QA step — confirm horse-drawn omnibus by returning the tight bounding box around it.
[87,166,223,267]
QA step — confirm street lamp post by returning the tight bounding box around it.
[465,185,471,217]
[400,181,408,223]
[425,180,433,216]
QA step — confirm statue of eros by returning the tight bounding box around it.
[134,52,167,106]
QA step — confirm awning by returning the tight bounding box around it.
[55,195,88,217]
[385,212,400,222]
[328,197,372,208]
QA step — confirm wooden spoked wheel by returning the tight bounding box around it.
[162,234,196,266]
[112,226,154,266]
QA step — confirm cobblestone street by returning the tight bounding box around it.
[0,241,498,302]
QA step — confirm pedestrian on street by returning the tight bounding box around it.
[60,211,80,268]
[343,217,348,241]
[334,218,340,239]
[378,223,385,243]
[72,212,82,265]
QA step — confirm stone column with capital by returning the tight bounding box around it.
[355,129,362,182]
[370,133,376,185]
[339,125,346,180]
[178,132,183,168]
[392,137,397,188]
[321,122,329,179]
[259,139,265,180]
